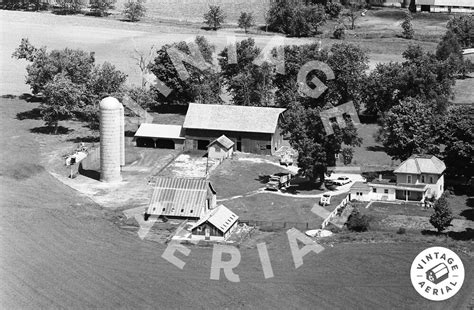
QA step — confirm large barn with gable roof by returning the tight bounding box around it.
[182,103,286,155]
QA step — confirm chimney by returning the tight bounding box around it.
[379,174,382,181]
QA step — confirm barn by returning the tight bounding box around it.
[144,177,216,221]
[134,124,185,150]
[191,205,239,241]
[208,135,234,161]
[183,103,286,155]
[415,0,474,13]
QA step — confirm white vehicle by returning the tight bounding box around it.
[319,194,331,206]
[279,153,294,166]
[333,176,351,186]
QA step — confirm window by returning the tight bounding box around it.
[266,144,271,150]
[162,208,165,212]
[190,210,193,213]
[373,188,376,193]
[407,175,412,183]
[421,175,425,183]
[430,176,434,184]
[384,189,389,194]
[181,209,184,213]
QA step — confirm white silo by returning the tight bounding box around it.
[100,97,123,183]
[119,104,125,167]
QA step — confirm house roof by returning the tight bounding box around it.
[192,205,239,234]
[135,124,185,140]
[394,155,446,175]
[146,178,212,218]
[368,182,428,192]
[350,182,371,192]
[183,103,286,134]
[416,0,474,7]
[209,135,234,150]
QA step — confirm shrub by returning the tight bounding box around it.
[401,12,414,39]
[325,2,342,19]
[346,208,370,232]
[429,195,454,233]
[123,0,146,22]
[341,147,354,165]
[396,227,406,234]
[333,23,346,39]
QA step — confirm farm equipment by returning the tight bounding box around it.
[266,173,292,191]
[319,194,331,206]
[279,153,294,166]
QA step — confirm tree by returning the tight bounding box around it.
[290,4,327,37]
[238,12,255,34]
[341,147,354,165]
[436,30,471,78]
[401,12,414,39]
[203,5,226,30]
[347,207,370,232]
[123,0,146,22]
[56,0,85,13]
[408,0,416,13]
[446,15,473,48]
[42,74,86,134]
[376,98,442,161]
[363,45,456,116]
[12,39,127,132]
[266,0,293,34]
[440,105,474,178]
[274,43,363,182]
[219,38,275,106]
[90,0,116,16]
[148,36,221,105]
[325,2,343,19]
[430,194,453,233]
[343,2,361,30]
[333,23,346,39]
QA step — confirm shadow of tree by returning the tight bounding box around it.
[67,136,99,143]
[19,93,42,102]
[366,145,385,152]
[421,228,474,241]
[30,126,72,134]
[17,108,42,120]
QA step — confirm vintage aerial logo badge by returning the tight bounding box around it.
[410,247,465,301]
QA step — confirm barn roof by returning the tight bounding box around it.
[183,103,285,134]
[416,0,474,7]
[192,205,239,234]
[146,178,213,218]
[135,124,185,140]
[394,155,446,175]
[209,135,234,150]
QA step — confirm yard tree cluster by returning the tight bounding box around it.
[13,38,127,133]
[266,0,327,37]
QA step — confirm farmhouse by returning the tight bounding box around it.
[208,135,234,161]
[350,155,446,202]
[145,177,217,221]
[191,205,239,241]
[134,124,185,150]
[183,103,286,155]
[415,0,474,13]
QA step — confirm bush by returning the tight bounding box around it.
[401,12,414,39]
[429,195,454,233]
[325,2,342,19]
[346,208,370,232]
[333,23,346,39]
[341,147,354,165]
[396,227,406,235]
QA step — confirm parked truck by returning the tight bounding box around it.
[266,173,292,191]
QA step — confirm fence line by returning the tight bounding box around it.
[238,219,318,231]
[321,194,350,229]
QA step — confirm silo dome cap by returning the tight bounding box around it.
[99,97,122,110]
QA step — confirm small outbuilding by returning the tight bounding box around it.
[191,205,239,241]
[208,135,234,161]
[134,124,185,150]
[349,181,372,202]
[145,177,216,221]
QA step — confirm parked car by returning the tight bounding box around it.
[333,176,351,186]
[324,179,338,191]
[319,194,331,206]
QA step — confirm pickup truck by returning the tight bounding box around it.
[266,174,292,191]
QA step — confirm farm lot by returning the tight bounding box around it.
[1,92,474,310]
